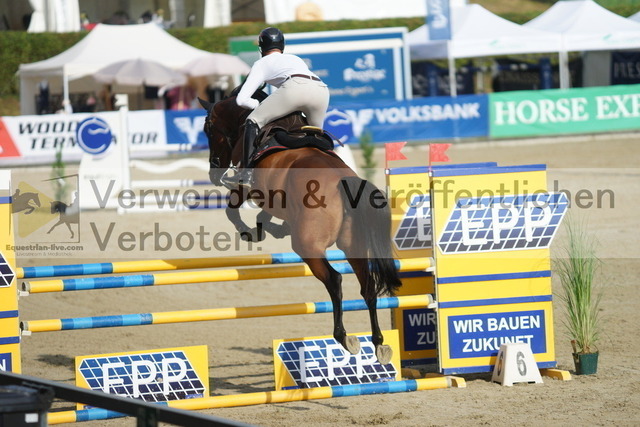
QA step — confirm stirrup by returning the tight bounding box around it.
[221,168,253,190]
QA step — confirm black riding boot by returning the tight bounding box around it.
[223,119,259,188]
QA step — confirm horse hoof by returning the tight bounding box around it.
[375,345,393,365]
[343,336,361,355]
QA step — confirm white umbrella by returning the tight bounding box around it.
[94,58,187,86]
[181,53,251,77]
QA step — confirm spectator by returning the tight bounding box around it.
[37,80,50,114]
[139,10,153,24]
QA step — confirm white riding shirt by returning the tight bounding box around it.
[236,52,320,110]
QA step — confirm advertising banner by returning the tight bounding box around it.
[611,52,640,86]
[273,331,400,390]
[0,110,170,164]
[324,94,488,144]
[75,345,209,409]
[231,27,411,103]
[430,164,563,374]
[164,110,208,149]
[490,83,640,138]
[426,0,452,41]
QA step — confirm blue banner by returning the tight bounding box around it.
[324,94,489,144]
[426,0,452,41]
[611,51,640,86]
[301,49,399,102]
[447,310,547,359]
[164,110,207,148]
[402,308,437,352]
[163,94,490,148]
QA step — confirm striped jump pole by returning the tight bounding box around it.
[20,294,433,334]
[48,376,461,424]
[17,250,348,279]
[21,258,433,294]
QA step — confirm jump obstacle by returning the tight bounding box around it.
[0,160,571,423]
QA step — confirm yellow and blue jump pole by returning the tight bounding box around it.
[48,375,457,424]
[22,258,432,294]
[21,294,433,334]
[17,250,348,279]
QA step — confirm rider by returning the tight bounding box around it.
[224,27,330,188]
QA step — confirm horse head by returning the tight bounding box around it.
[199,96,243,185]
[199,86,268,186]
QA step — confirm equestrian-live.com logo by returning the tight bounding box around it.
[11,174,80,244]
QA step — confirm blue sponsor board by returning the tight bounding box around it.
[232,28,410,103]
[393,194,432,251]
[437,192,568,254]
[426,0,452,41]
[77,350,205,402]
[324,94,488,145]
[448,310,547,359]
[0,352,12,371]
[300,49,397,102]
[275,335,398,389]
[402,308,437,352]
[164,110,207,148]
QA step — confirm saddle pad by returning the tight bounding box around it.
[251,130,336,165]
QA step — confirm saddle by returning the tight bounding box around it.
[249,113,338,166]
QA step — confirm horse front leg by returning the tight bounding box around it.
[256,210,290,239]
[226,187,264,242]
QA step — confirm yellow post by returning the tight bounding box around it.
[386,166,436,366]
[0,170,21,372]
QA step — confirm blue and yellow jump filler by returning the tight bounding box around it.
[387,162,568,374]
[0,170,21,373]
[0,160,571,422]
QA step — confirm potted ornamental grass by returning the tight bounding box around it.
[554,217,602,375]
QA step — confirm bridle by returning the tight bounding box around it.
[204,104,235,169]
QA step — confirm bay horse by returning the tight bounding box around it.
[200,89,402,364]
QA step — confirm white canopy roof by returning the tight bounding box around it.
[18,23,215,114]
[631,11,640,23]
[524,0,640,52]
[408,4,562,60]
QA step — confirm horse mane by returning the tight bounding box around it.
[228,83,268,103]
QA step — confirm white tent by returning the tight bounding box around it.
[631,11,640,23]
[407,4,562,95]
[18,23,220,114]
[408,4,561,60]
[524,0,640,88]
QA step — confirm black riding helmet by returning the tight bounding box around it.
[258,27,285,55]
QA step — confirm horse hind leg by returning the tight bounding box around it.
[347,257,392,365]
[304,257,360,355]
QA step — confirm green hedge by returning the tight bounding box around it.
[0,3,636,98]
[0,18,424,98]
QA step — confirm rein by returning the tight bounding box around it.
[205,107,235,168]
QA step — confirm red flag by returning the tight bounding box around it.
[385,142,407,161]
[429,143,451,163]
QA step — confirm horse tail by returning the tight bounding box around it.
[339,176,402,297]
